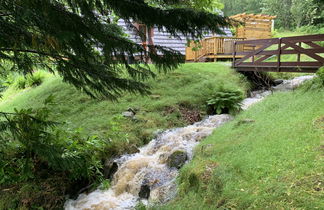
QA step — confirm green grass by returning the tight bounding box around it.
[160,85,324,209]
[0,63,248,158]
[0,63,250,209]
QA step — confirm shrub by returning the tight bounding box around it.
[26,71,46,87]
[301,67,324,91]
[316,67,324,82]
[0,95,109,184]
[12,71,46,90]
[13,76,27,89]
[206,85,244,115]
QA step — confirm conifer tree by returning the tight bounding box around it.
[0,0,232,99]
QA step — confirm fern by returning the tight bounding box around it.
[207,86,244,115]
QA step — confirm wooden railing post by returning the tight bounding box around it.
[277,38,282,72]
[297,42,301,62]
[232,41,237,68]
[214,37,218,62]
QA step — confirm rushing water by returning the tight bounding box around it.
[65,75,314,210]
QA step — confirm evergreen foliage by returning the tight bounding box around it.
[0,0,232,99]
[0,96,108,184]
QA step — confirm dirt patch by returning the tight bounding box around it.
[179,105,201,124]
[164,104,201,124]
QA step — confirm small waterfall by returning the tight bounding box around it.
[65,75,315,210]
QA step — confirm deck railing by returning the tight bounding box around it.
[186,37,246,61]
[232,34,324,73]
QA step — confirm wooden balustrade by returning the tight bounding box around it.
[185,37,246,62]
[233,34,324,73]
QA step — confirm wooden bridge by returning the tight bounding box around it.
[232,34,324,73]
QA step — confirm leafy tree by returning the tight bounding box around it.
[310,0,324,25]
[0,0,232,99]
[262,0,293,29]
[147,0,224,13]
[222,0,262,16]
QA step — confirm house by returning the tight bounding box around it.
[117,19,233,56]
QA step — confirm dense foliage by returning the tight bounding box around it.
[0,96,108,185]
[222,0,324,30]
[0,0,232,99]
[147,0,224,13]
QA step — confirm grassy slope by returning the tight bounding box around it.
[161,86,324,209]
[0,63,248,157]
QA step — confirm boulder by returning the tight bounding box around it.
[122,111,135,118]
[167,151,188,169]
[138,184,150,199]
[274,79,284,85]
[103,160,118,180]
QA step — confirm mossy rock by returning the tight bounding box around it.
[167,151,188,169]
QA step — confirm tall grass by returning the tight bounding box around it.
[161,80,323,209]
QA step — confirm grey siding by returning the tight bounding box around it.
[153,28,232,55]
[117,20,233,55]
[117,19,141,44]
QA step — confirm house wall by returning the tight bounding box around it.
[117,19,233,55]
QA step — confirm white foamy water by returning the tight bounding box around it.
[241,75,315,110]
[65,114,233,210]
[65,75,315,210]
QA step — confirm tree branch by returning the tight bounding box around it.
[0,48,68,60]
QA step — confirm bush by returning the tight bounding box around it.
[206,85,244,115]
[26,71,46,87]
[301,67,324,91]
[13,76,27,89]
[0,95,109,185]
[316,67,324,82]
[296,25,324,35]
[13,71,46,90]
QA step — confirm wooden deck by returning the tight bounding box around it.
[185,37,246,62]
[233,34,324,73]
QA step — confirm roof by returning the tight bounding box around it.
[230,13,277,21]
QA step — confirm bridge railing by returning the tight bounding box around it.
[232,34,324,73]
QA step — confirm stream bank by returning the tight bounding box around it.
[65,75,315,210]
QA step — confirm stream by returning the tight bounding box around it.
[65,75,314,210]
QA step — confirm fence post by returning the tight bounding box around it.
[297,42,301,62]
[277,38,282,72]
[232,41,237,68]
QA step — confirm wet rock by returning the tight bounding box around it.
[149,181,177,204]
[139,184,150,199]
[167,151,188,169]
[122,107,138,119]
[128,145,140,154]
[274,79,284,85]
[153,129,164,138]
[103,160,118,180]
[122,111,135,118]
